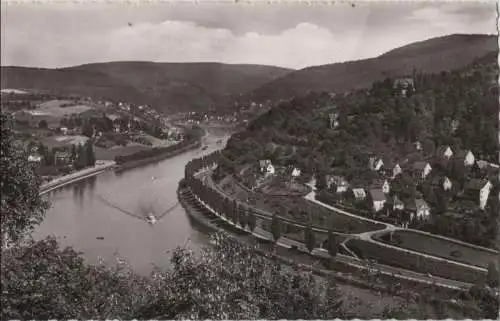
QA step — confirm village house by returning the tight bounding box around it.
[368,156,384,171]
[327,175,349,193]
[392,195,405,211]
[435,145,454,159]
[456,149,475,167]
[291,168,301,178]
[371,179,390,194]
[411,161,432,180]
[328,112,339,129]
[432,176,453,191]
[450,119,460,134]
[393,78,415,97]
[442,176,453,191]
[464,179,492,210]
[475,160,492,171]
[392,163,403,179]
[265,164,275,176]
[259,159,271,172]
[351,188,367,201]
[368,189,386,213]
[54,151,72,166]
[405,198,431,220]
[28,153,42,163]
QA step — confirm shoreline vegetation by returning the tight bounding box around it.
[39,127,205,194]
[114,126,204,168]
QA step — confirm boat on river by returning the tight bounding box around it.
[147,214,157,224]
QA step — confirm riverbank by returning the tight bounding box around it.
[39,160,116,195]
[178,185,477,317]
[115,140,201,171]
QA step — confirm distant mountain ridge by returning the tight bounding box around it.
[240,34,498,103]
[1,62,292,114]
[2,34,496,114]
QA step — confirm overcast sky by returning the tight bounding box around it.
[1,0,497,69]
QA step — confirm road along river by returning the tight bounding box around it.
[31,127,460,317]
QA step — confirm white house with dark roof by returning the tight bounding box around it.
[392,163,403,179]
[456,150,475,166]
[464,179,492,210]
[259,159,272,171]
[436,145,453,159]
[372,179,390,194]
[369,156,384,171]
[405,198,430,220]
[291,168,301,177]
[369,189,386,212]
[411,161,432,180]
[392,195,405,211]
[327,175,349,193]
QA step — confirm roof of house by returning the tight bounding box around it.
[476,160,490,169]
[415,199,429,210]
[369,189,386,202]
[259,159,271,167]
[393,195,405,206]
[412,161,429,171]
[455,149,474,159]
[371,179,388,189]
[436,145,452,155]
[465,178,490,191]
[352,188,366,198]
[405,198,428,211]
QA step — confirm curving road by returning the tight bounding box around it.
[198,170,476,290]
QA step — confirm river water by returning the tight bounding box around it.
[33,130,230,275]
[32,128,439,317]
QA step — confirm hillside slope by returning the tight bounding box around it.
[0,67,145,104]
[242,34,497,103]
[1,62,292,114]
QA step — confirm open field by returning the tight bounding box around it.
[36,100,93,117]
[346,238,485,285]
[372,230,497,269]
[219,175,385,234]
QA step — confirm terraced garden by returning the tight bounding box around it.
[218,175,385,234]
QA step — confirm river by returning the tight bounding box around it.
[33,129,231,275]
[32,128,446,317]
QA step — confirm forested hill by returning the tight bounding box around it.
[1,62,292,114]
[221,51,498,177]
[240,34,497,104]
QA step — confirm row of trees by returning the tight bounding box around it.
[32,140,95,170]
[185,151,339,258]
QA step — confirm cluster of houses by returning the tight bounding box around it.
[255,142,496,227]
[325,144,497,224]
[26,136,91,167]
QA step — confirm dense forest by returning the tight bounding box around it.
[224,52,498,170]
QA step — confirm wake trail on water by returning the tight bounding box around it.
[96,194,180,222]
[95,194,147,221]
